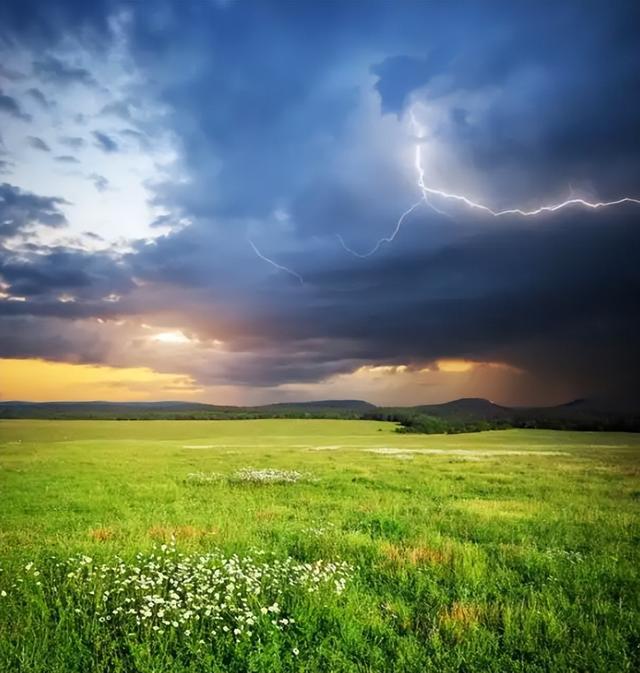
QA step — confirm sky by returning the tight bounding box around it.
[0,0,639,406]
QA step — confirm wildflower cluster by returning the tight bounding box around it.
[365,447,413,455]
[364,448,415,460]
[184,468,316,486]
[229,468,312,484]
[5,545,352,648]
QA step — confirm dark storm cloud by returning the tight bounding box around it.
[372,54,438,115]
[119,128,149,150]
[32,55,97,88]
[307,212,640,357]
[83,231,103,241]
[123,204,640,397]
[198,349,362,389]
[1,0,639,402]
[123,1,372,220]
[0,183,68,237]
[0,90,31,121]
[55,155,80,164]
[0,135,12,174]
[0,0,113,44]
[0,64,26,81]
[25,87,52,109]
[370,3,640,204]
[101,100,133,120]
[26,136,50,152]
[59,136,85,150]
[235,209,640,394]
[92,131,118,153]
[0,242,135,309]
[89,173,109,191]
[0,316,112,363]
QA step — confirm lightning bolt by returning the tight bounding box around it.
[247,237,304,284]
[337,199,424,258]
[340,105,640,258]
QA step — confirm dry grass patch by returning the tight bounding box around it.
[254,504,294,522]
[439,601,484,635]
[380,541,452,567]
[255,509,278,521]
[89,527,116,542]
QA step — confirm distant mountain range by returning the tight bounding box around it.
[0,398,377,420]
[403,396,639,428]
[0,396,638,431]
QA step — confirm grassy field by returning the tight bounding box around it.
[1,419,639,672]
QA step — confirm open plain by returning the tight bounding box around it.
[0,420,639,672]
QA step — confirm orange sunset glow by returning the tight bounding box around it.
[0,359,200,402]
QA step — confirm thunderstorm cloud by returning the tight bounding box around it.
[0,0,639,405]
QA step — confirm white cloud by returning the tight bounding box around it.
[0,15,184,247]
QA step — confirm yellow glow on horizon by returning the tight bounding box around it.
[0,358,200,401]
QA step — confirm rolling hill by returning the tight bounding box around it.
[0,396,637,430]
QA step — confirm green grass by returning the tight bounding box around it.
[1,419,639,672]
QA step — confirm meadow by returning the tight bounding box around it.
[0,419,639,672]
